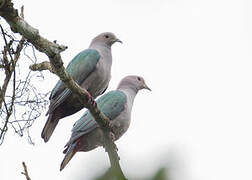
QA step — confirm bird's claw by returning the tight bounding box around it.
[87,93,97,107]
[109,132,118,151]
[112,142,118,151]
[109,131,116,142]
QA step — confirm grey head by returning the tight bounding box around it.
[90,32,122,48]
[117,75,151,93]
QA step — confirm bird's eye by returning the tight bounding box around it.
[137,77,141,81]
[105,35,109,39]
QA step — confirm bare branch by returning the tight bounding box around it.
[20,5,24,19]
[0,6,49,144]
[0,21,24,107]
[0,0,6,9]
[0,0,126,178]
[21,162,31,180]
[0,22,25,141]
[29,61,55,74]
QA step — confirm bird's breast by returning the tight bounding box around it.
[81,58,111,98]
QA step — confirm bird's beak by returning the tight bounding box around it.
[114,38,123,44]
[143,84,151,91]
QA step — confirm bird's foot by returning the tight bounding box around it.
[109,132,118,151]
[87,93,97,107]
[112,142,118,152]
[109,131,116,142]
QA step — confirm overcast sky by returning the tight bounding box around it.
[1,0,252,180]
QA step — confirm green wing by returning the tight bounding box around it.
[68,90,127,144]
[48,49,100,113]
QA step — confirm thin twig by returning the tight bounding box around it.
[0,5,43,144]
[21,162,31,180]
[0,23,25,140]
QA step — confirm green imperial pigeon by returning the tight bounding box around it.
[41,32,122,142]
[60,75,151,171]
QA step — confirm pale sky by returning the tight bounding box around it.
[1,0,252,180]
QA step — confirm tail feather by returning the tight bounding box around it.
[41,114,59,142]
[60,142,77,171]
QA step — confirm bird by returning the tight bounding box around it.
[41,32,122,142]
[60,75,151,171]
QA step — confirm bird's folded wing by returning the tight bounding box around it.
[66,90,127,145]
[47,49,100,114]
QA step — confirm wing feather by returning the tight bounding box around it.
[66,90,127,145]
[47,49,100,113]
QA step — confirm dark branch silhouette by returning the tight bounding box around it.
[0,20,49,144]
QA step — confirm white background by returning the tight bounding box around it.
[1,0,252,179]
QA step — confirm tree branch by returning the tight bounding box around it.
[0,22,25,142]
[0,0,126,178]
[21,162,31,180]
[29,61,56,74]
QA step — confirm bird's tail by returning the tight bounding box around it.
[60,142,77,171]
[41,114,59,142]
